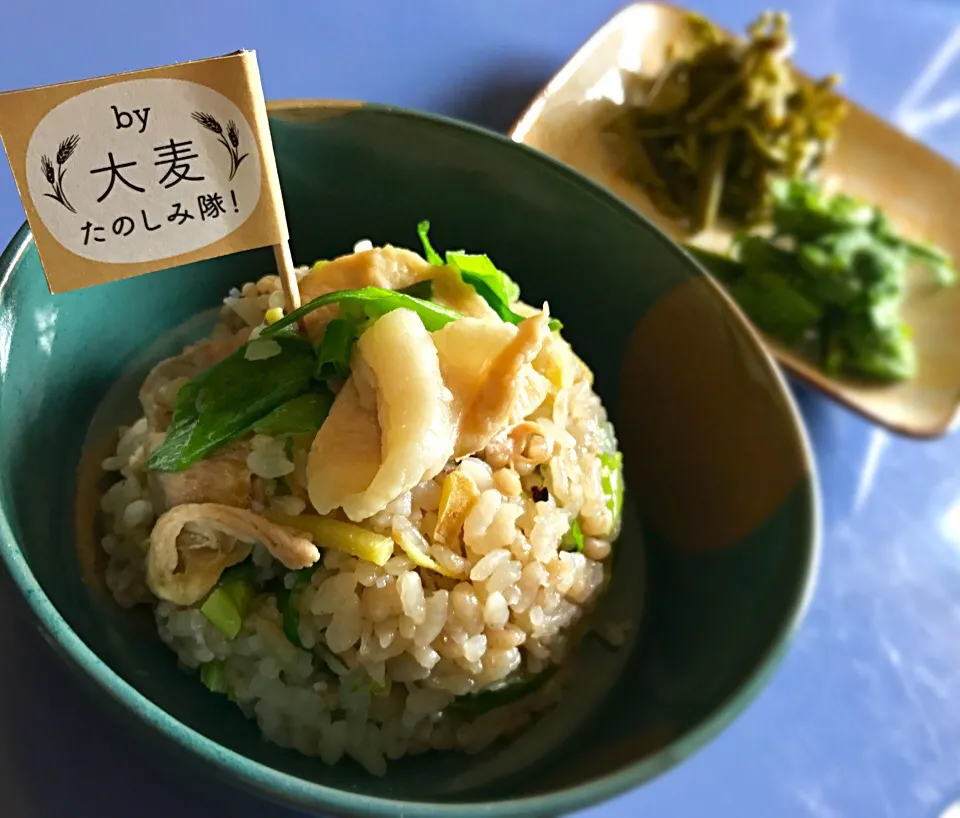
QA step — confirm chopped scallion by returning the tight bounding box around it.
[561,518,585,552]
[416,220,562,331]
[280,566,317,650]
[315,318,357,381]
[599,451,624,532]
[264,511,394,567]
[200,588,243,639]
[200,660,228,693]
[200,563,257,639]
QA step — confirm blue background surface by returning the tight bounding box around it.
[2,1,960,816]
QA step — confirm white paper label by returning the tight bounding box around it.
[25,78,262,264]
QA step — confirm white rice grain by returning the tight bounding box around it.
[415,591,449,646]
[470,549,510,582]
[397,572,426,624]
[483,591,510,629]
[486,559,522,594]
[462,634,487,664]
[451,584,484,635]
[458,457,494,492]
[247,448,294,479]
[244,338,282,361]
[121,498,154,529]
[269,495,307,516]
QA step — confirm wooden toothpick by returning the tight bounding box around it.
[273,241,306,332]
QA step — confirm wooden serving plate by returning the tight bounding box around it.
[510,2,960,438]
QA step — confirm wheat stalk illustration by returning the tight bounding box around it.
[40,134,80,213]
[192,111,248,181]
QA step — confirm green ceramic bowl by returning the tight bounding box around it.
[0,101,819,817]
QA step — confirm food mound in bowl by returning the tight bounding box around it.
[97,223,624,774]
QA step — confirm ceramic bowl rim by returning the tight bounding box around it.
[0,99,821,818]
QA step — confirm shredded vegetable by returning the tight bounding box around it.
[264,511,395,566]
[607,11,846,232]
[433,470,481,544]
[392,518,463,578]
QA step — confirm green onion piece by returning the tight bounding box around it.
[599,451,624,530]
[315,318,357,380]
[446,250,521,304]
[261,286,461,337]
[561,518,585,552]
[416,220,444,265]
[280,566,317,650]
[265,511,395,567]
[447,667,558,717]
[200,660,228,693]
[200,563,257,640]
[279,588,301,649]
[252,389,334,437]
[200,587,244,639]
[397,281,434,300]
[418,220,562,331]
[222,576,256,617]
[371,676,392,697]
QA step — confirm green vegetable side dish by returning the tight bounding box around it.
[771,178,957,287]
[689,179,957,382]
[606,10,847,233]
